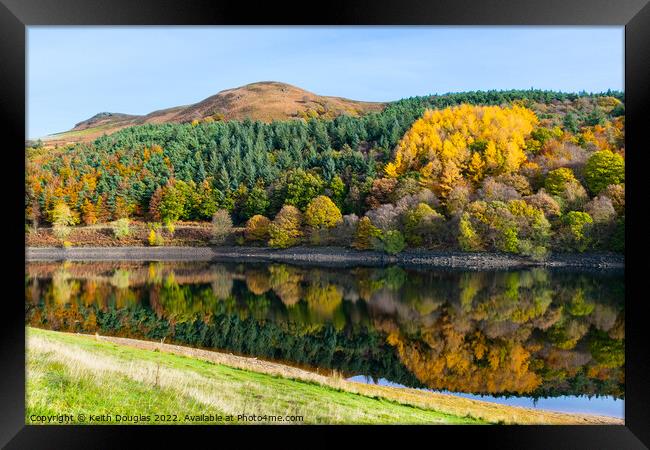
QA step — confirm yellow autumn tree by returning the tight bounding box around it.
[385,104,538,199]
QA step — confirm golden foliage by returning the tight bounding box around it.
[386,104,538,198]
[304,195,342,229]
[244,215,271,242]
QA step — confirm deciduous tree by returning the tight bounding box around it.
[211,209,233,244]
[244,214,271,242]
[268,205,303,248]
[353,216,381,250]
[305,195,342,229]
[584,150,625,195]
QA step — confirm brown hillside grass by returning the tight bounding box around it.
[40,82,385,146]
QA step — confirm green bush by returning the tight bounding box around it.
[584,150,625,195]
[380,230,406,255]
[558,211,593,252]
[403,203,443,247]
[544,168,577,196]
[158,183,186,223]
[459,200,549,255]
[242,184,270,220]
[517,240,549,261]
[112,218,130,239]
[458,212,482,251]
[284,170,325,210]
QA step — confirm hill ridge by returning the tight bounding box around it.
[44,81,386,145]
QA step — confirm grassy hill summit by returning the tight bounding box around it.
[40,81,386,146]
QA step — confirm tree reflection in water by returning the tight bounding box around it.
[25,261,624,399]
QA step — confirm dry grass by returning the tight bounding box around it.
[31,328,622,425]
[37,81,385,146]
[185,81,384,123]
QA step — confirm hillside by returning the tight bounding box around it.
[26,89,625,256]
[26,327,482,425]
[40,81,386,146]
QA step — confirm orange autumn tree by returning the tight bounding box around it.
[385,104,538,199]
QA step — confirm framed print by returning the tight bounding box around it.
[1,0,649,447]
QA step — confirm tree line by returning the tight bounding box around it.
[26,89,625,254]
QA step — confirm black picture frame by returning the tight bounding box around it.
[2,0,648,448]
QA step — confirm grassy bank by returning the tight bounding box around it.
[26,328,483,425]
[26,328,622,425]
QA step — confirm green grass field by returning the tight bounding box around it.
[26,328,484,425]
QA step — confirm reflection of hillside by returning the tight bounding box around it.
[25,262,624,397]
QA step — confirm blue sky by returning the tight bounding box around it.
[27,26,624,139]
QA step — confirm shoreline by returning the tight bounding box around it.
[25,246,624,270]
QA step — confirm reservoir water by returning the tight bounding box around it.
[25,260,624,418]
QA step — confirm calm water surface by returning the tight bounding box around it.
[25,261,624,417]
